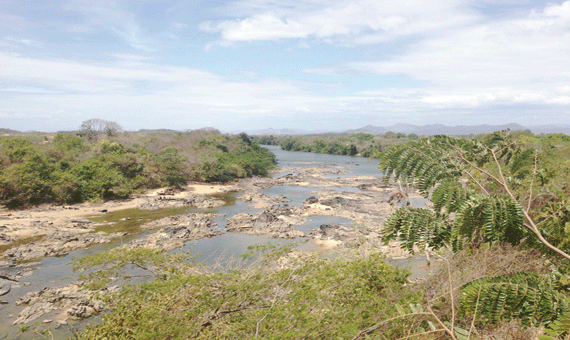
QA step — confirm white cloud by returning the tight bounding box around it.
[543,1,570,19]
[3,37,44,48]
[0,52,347,130]
[345,1,570,111]
[200,0,469,42]
[63,0,154,51]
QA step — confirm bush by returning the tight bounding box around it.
[74,250,420,339]
[0,131,277,208]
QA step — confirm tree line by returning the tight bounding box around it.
[0,121,275,208]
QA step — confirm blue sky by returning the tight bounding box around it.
[1,0,569,132]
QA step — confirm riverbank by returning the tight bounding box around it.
[1,151,427,337]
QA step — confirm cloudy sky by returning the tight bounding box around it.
[1,0,569,132]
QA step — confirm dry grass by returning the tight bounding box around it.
[414,244,552,339]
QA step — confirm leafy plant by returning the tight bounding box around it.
[73,249,420,339]
[460,272,570,327]
[378,132,570,334]
[379,133,570,261]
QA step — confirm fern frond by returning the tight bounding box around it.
[460,272,570,327]
[541,310,570,339]
[381,207,451,253]
[454,195,525,249]
[431,178,471,213]
[379,140,462,196]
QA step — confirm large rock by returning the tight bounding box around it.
[131,213,222,251]
[13,283,106,325]
[139,194,225,210]
[3,231,126,262]
[0,279,10,296]
[226,206,306,239]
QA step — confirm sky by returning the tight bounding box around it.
[1,0,569,132]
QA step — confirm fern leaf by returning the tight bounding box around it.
[379,140,462,196]
[431,178,471,213]
[453,195,525,248]
[382,207,451,253]
[542,310,570,339]
[460,273,570,327]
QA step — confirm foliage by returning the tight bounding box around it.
[192,140,276,182]
[460,272,570,327]
[0,130,275,208]
[251,132,409,158]
[540,311,570,339]
[152,148,188,188]
[73,249,419,339]
[378,131,570,334]
[379,133,570,260]
[80,118,123,141]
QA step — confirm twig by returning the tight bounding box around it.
[396,329,447,339]
[427,305,457,340]
[527,150,538,213]
[446,259,455,336]
[350,312,433,340]
[467,284,483,340]
[490,148,570,261]
[255,268,297,337]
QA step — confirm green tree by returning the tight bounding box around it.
[378,132,570,331]
[153,148,188,188]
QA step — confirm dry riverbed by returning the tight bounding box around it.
[0,165,425,331]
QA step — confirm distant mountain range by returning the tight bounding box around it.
[0,128,21,135]
[245,128,328,135]
[2,124,569,136]
[344,123,528,136]
[250,123,570,136]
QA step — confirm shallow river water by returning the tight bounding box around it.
[0,146,427,339]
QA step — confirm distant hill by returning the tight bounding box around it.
[344,125,388,134]
[345,123,527,136]
[247,128,328,135]
[0,128,22,135]
[529,125,570,135]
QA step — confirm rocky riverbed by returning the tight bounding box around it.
[0,162,425,335]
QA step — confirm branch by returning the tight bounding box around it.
[448,144,500,193]
[490,149,570,261]
[350,312,433,340]
[426,305,457,340]
[396,329,447,339]
[527,150,538,213]
[447,259,455,336]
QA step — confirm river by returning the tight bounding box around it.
[0,146,427,339]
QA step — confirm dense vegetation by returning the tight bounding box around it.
[66,130,570,339]
[255,132,415,157]
[73,248,421,339]
[378,131,570,338]
[0,126,275,208]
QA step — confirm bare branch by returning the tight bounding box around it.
[527,150,538,213]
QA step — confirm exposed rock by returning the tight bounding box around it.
[227,206,306,239]
[2,231,126,262]
[319,196,358,209]
[0,233,13,245]
[13,302,55,325]
[304,196,318,204]
[139,194,225,210]
[0,271,19,282]
[13,283,107,325]
[313,224,353,242]
[67,299,105,320]
[132,213,222,251]
[0,279,10,296]
[239,192,290,209]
